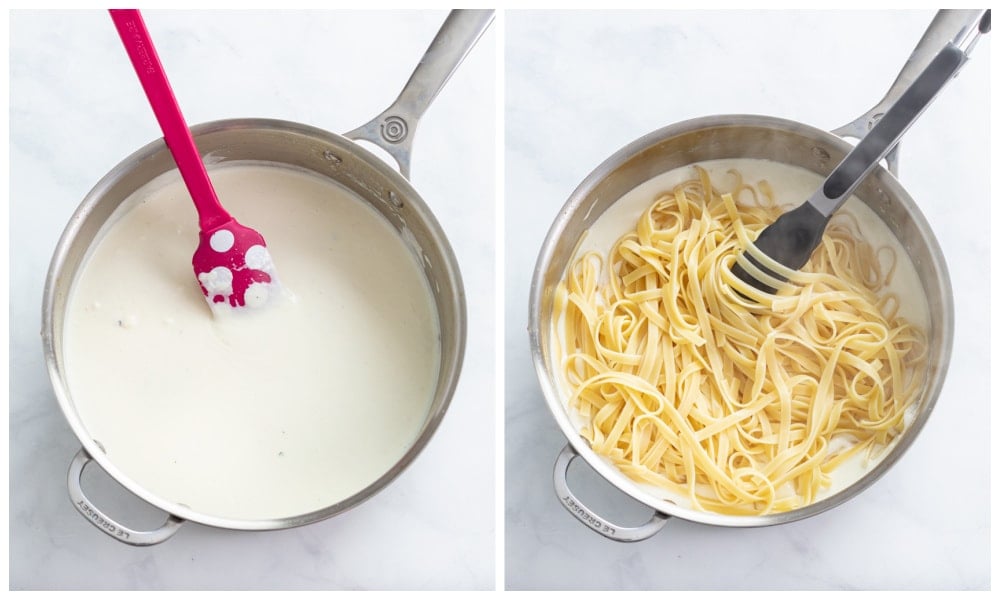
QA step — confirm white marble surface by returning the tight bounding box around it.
[9,10,495,590]
[505,10,990,590]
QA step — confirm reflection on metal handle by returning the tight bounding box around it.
[810,43,967,217]
[344,9,494,180]
[832,9,988,176]
[553,444,670,543]
[67,448,184,546]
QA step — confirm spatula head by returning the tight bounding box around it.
[192,219,278,310]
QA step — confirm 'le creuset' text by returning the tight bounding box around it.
[562,495,615,536]
[76,499,130,540]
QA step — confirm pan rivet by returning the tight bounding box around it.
[388,190,403,209]
[323,150,342,165]
[812,147,831,161]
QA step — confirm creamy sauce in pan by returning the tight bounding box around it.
[64,162,441,521]
[556,158,930,510]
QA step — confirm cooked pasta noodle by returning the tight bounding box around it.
[553,166,927,515]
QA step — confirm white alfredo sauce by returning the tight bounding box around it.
[64,162,441,521]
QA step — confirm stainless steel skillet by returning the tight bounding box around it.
[529,9,983,542]
[43,9,493,546]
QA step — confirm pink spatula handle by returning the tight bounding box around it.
[109,9,231,232]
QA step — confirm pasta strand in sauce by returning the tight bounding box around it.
[554,167,927,515]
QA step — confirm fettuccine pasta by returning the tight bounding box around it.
[553,167,927,515]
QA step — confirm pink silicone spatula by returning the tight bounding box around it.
[110,9,277,310]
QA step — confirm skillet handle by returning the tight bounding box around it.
[832,9,989,176]
[553,443,670,542]
[344,9,494,180]
[67,448,184,546]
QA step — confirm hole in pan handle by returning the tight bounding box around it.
[67,448,185,546]
[553,443,670,543]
